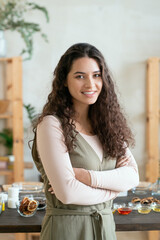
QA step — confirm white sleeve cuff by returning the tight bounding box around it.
[88,170,98,188]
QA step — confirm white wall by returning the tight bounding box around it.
[4,0,160,182]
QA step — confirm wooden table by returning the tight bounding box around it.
[0,207,43,233]
[114,192,160,231]
[0,192,160,233]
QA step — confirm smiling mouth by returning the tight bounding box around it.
[82,91,96,95]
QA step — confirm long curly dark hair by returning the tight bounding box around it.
[36,43,134,159]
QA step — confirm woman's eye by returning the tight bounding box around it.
[76,75,84,79]
[94,74,101,78]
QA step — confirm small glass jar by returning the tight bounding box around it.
[137,204,151,214]
[111,203,119,214]
[117,203,132,215]
[16,198,38,217]
[33,196,46,210]
[151,178,160,195]
[128,202,141,210]
[152,203,160,212]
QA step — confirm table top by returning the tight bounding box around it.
[114,192,160,231]
[0,191,160,233]
[0,207,43,233]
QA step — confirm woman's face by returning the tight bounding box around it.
[66,57,103,110]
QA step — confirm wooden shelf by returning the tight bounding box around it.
[0,162,33,172]
[0,58,15,62]
[0,113,12,119]
[24,162,33,169]
[0,57,24,184]
[0,170,13,176]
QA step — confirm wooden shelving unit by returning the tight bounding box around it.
[146,57,160,182]
[0,56,24,183]
[145,57,160,240]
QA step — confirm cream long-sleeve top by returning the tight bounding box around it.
[37,115,139,205]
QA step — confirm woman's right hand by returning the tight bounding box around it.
[116,156,129,168]
[48,183,55,194]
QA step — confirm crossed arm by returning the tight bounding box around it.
[37,116,139,205]
[49,155,137,193]
[73,155,133,188]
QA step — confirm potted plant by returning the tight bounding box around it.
[0,104,36,169]
[0,0,49,60]
[0,104,36,154]
[0,128,13,155]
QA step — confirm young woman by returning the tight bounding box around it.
[32,43,139,240]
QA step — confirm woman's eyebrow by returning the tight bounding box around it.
[74,71,85,74]
[74,70,100,75]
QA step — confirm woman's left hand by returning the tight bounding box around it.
[73,168,91,186]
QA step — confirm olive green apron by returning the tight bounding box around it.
[32,131,117,240]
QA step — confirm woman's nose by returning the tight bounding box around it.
[85,76,95,88]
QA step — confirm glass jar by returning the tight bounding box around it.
[151,177,160,195]
[137,204,151,214]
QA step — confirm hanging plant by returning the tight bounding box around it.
[0,0,49,60]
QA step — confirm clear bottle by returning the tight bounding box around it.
[0,204,2,214]
[0,195,5,211]
[151,177,160,195]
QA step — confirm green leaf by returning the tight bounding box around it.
[0,128,13,154]
[41,33,48,42]
[0,1,49,60]
[23,103,37,125]
[27,2,49,22]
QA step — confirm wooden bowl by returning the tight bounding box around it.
[0,100,10,114]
